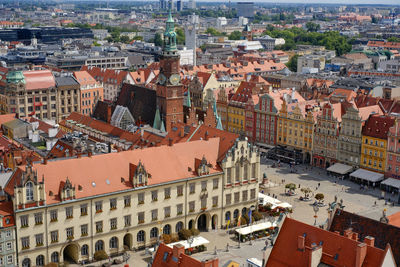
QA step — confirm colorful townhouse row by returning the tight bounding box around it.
[214,79,400,180]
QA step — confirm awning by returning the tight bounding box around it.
[258,192,292,209]
[235,221,278,235]
[350,168,384,182]
[149,236,209,253]
[381,178,400,189]
[327,163,353,175]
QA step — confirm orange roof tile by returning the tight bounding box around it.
[73,71,97,86]
[388,212,400,228]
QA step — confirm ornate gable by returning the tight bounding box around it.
[59,177,76,201]
[130,161,149,187]
[195,156,210,176]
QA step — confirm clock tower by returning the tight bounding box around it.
[156,10,183,132]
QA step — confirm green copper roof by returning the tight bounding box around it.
[167,9,174,23]
[153,108,161,130]
[163,9,177,52]
[160,120,166,133]
[184,88,192,107]
[216,116,223,130]
[6,70,25,84]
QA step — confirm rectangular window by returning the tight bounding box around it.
[138,212,145,224]
[151,209,158,221]
[177,204,183,215]
[124,196,131,207]
[235,164,240,182]
[66,227,74,239]
[34,213,43,225]
[164,187,171,199]
[138,193,144,204]
[177,185,183,196]
[252,163,256,178]
[189,201,195,212]
[7,255,12,264]
[189,183,195,194]
[110,198,117,210]
[164,206,171,218]
[212,196,218,207]
[226,194,232,205]
[250,189,256,199]
[213,178,219,189]
[51,231,58,243]
[242,190,248,201]
[81,224,88,236]
[35,233,43,246]
[110,218,117,230]
[66,207,73,219]
[6,242,11,250]
[234,192,240,203]
[201,198,207,209]
[96,221,103,233]
[227,168,232,184]
[151,190,158,201]
[80,204,88,216]
[50,210,58,222]
[20,215,28,227]
[201,181,207,191]
[124,215,131,227]
[95,201,103,213]
[21,237,29,249]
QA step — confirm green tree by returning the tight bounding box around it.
[285,183,297,193]
[388,37,400,42]
[154,33,163,47]
[205,27,221,36]
[306,22,320,32]
[315,193,325,203]
[286,54,299,72]
[120,35,130,44]
[301,188,312,199]
[176,28,185,45]
[229,31,243,40]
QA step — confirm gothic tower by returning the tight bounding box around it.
[156,10,184,132]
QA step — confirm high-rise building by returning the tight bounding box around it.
[237,2,254,18]
[168,0,174,11]
[160,0,166,9]
[156,11,183,132]
[189,0,196,9]
[177,0,183,11]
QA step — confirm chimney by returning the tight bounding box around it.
[180,126,185,138]
[168,138,173,146]
[107,105,112,124]
[172,244,185,259]
[344,228,353,239]
[364,236,375,247]
[298,235,305,251]
[201,258,219,267]
[352,232,359,241]
[205,131,209,141]
[355,243,367,267]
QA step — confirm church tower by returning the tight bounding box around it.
[156,10,183,132]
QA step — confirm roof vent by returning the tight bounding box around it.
[92,182,96,187]
[106,179,110,185]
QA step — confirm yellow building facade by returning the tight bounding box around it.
[360,136,387,173]
[227,104,245,134]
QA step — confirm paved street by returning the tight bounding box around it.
[80,160,400,267]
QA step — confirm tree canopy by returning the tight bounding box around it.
[264,26,351,56]
[286,54,299,72]
[228,31,242,40]
[205,27,222,36]
[306,22,321,32]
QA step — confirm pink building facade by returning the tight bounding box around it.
[386,119,400,179]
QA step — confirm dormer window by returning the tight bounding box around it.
[131,161,149,187]
[26,182,34,202]
[138,173,143,184]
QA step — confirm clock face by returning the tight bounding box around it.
[170,74,180,85]
[158,74,166,85]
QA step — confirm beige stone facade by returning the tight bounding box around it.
[13,138,259,266]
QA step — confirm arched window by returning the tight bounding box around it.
[233,209,239,219]
[36,255,44,266]
[175,221,183,233]
[150,227,158,238]
[163,224,171,235]
[81,245,88,256]
[51,252,59,263]
[95,240,104,252]
[109,237,118,249]
[225,211,231,221]
[26,182,34,202]
[137,230,145,242]
[242,207,247,215]
[138,173,143,184]
[22,258,31,267]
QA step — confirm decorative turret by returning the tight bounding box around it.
[163,9,178,55]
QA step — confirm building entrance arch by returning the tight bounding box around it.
[63,243,79,263]
[123,233,133,250]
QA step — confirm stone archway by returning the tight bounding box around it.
[188,219,194,230]
[197,213,208,231]
[212,214,218,230]
[22,258,31,267]
[123,234,133,250]
[63,243,79,263]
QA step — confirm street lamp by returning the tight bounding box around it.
[313,205,319,226]
[187,236,194,255]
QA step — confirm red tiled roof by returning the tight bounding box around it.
[367,41,400,49]
[0,201,15,227]
[388,212,400,228]
[362,114,395,139]
[267,217,391,267]
[73,71,97,86]
[23,70,55,90]
[13,138,221,204]
[0,114,16,127]
[81,66,128,86]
